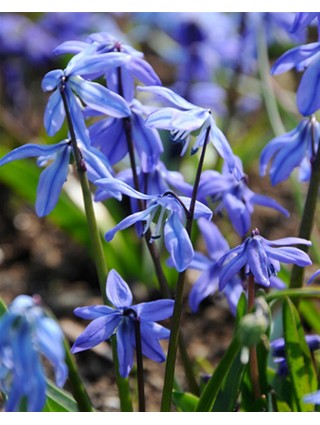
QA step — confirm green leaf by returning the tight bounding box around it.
[0,298,7,317]
[282,297,317,412]
[266,287,320,303]
[43,380,79,412]
[235,292,248,327]
[195,332,241,412]
[172,392,199,412]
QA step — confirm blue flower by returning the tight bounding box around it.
[41,47,131,144]
[217,228,312,290]
[0,139,113,217]
[271,334,320,377]
[304,390,320,405]
[271,41,320,116]
[195,156,289,237]
[94,177,212,272]
[188,218,243,315]
[290,13,320,35]
[71,269,174,378]
[137,85,240,179]
[260,117,320,185]
[0,295,67,412]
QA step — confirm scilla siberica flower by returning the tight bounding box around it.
[271,40,320,116]
[217,228,312,291]
[137,85,241,179]
[194,156,289,237]
[0,295,67,412]
[94,177,212,272]
[260,117,320,185]
[0,138,113,217]
[71,269,174,378]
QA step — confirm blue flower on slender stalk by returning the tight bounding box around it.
[260,117,320,185]
[271,41,320,116]
[0,138,113,217]
[194,156,289,237]
[94,177,212,272]
[0,295,67,412]
[188,218,243,315]
[53,32,162,102]
[41,46,131,145]
[217,228,312,291]
[271,334,320,377]
[71,269,174,378]
[137,85,240,179]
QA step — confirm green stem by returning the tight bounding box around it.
[248,274,260,400]
[134,318,146,411]
[60,88,133,412]
[256,21,286,137]
[161,128,210,411]
[289,118,320,289]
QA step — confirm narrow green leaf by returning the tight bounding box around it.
[266,287,320,303]
[195,332,241,412]
[43,380,79,412]
[0,298,7,317]
[172,392,199,412]
[282,298,317,412]
[235,292,248,327]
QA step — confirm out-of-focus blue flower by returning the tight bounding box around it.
[138,85,239,178]
[260,117,320,185]
[271,41,320,116]
[54,32,161,102]
[95,177,212,272]
[0,139,113,217]
[194,157,289,237]
[271,334,320,377]
[72,269,174,378]
[217,228,312,290]
[0,295,67,412]
[88,98,163,173]
[290,13,320,36]
[41,48,131,144]
[188,218,243,315]
[304,390,320,405]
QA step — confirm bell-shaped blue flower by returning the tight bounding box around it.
[0,138,113,217]
[0,295,68,412]
[218,228,312,290]
[195,156,289,237]
[271,41,320,116]
[137,85,240,179]
[94,177,212,272]
[260,117,320,185]
[71,269,174,378]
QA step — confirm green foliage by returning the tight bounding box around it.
[172,392,199,412]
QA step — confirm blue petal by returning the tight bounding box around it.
[223,192,250,237]
[164,213,194,272]
[106,269,133,309]
[127,56,162,86]
[71,314,121,353]
[53,40,89,56]
[297,59,320,116]
[65,86,91,147]
[189,267,219,313]
[69,76,131,118]
[271,43,320,75]
[73,305,116,319]
[35,144,71,217]
[210,122,236,174]
[67,52,130,77]
[116,320,135,378]
[95,177,152,202]
[132,299,174,321]
[140,322,169,363]
[246,238,269,286]
[44,90,65,136]
[197,217,229,258]
[304,390,320,405]
[219,249,247,291]
[138,85,197,110]
[81,144,113,182]
[250,193,289,217]
[264,245,312,267]
[41,69,63,92]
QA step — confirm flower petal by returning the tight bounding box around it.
[297,58,320,116]
[43,90,65,136]
[106,269,133,309]
[132,299,174,321]
[116,320,135,378]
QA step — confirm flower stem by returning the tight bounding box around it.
[290,120,320,289]
[60,88,133,412]
[248,273,261,400]
[134,319,146,412]
[161,127,210,411]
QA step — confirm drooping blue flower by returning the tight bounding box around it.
[194,156,289,237]
[53,31,162,102]
[271,334,320,377]
[188,218,243,315]
[0,138,113,217]
[260,117,320,185]
[88,98,163,173]
[41,47,131,144]
[94,177,212,272]
[217,228,312,291]
[271,41,320,116]
[0,295,67,412]
[71,269,174,378]
[137,85,240,179]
